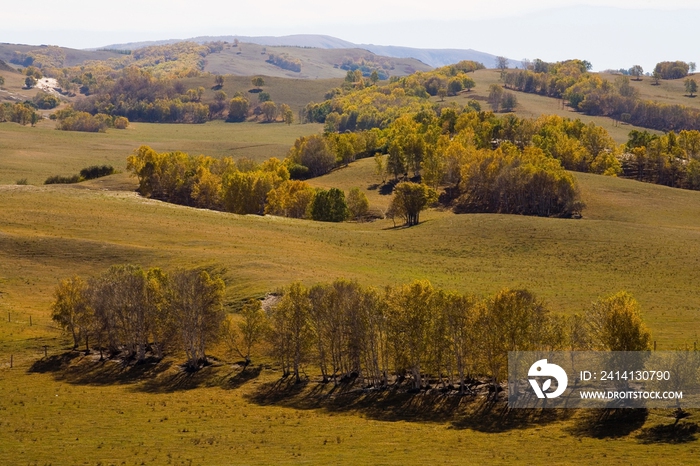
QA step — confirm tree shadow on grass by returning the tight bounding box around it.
[566,408,648,439]
[222,364,263,391]
[636,421,698,444]
[28,351,82,373]
[450,400,573,433]
[26,350,264,394]
[247,379,569,430]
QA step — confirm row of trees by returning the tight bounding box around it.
[504,60,700,132]
[53,271,655,391]
[268,280,651,388]
[620,129,700,189]
[51,265,225,370]
[267,53,302,72]
[126,146,370,222]
[0,102,39,126]
[52,106,128,132]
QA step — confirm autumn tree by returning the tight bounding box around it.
[264,180,316,218]
[477,288,551,390]
[496,56,509,72]
[214,74,224,88]
[389,182,437,226]
[223,299,269,366]
[280,103,294,125]
[227,97,249,122]
[685,78,697,97]
[51,277,92,350]
[261,101,278,122]
[168,269,225,370]
[287,134,336,177]
[586,291,651,351]
[271,282,314,381]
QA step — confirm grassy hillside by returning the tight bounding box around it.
[442,69,664,144]
[600,72,700,110]
[0,120,323,185]
[180,74,344,113]
[1,157,700,463]
[204,43,432,79]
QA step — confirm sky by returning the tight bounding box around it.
[2,1,697,71]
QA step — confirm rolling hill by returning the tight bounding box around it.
[100,34,521,69]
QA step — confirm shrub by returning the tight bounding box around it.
[32,91,60,109]
[113,116,129,129]
[79,165,115,180]
[45,174,81,184]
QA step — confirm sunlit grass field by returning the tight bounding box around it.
[1,108,700,464]
[0,120,323,185]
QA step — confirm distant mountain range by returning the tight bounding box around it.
[99,34,518,69]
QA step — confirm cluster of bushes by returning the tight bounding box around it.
[454,145,583,217]
[126,146,369,222]
[504,59,700,132]
[51,265,225,370]
[654,61,690,80]
[620,129,700,189]
[267,53,302,72]
[52,106,128,132]
[302,62,483,130]
[44,165,115,185]
[32,91,61,109]
[0,102,39,126]
[339,58,388,80]
[268,280,651,387]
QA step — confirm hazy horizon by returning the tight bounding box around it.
[2,2,697,72]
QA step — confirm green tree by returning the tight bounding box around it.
[685,78,697,97]
[251,76,265,89]
[389,182,437,226]
[462,76,476,92]
[346,187,369,221]
[501,92,517,112]
[488,84,504,111]
[629,65,643,81]
[25,76,37,88]
[370,70,379,84]
[310,187,348,222]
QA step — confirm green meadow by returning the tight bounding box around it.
[1,74,700,463]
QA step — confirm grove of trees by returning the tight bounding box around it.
[52,272,654,392]
[504,59,700,132]
[51,265,225,370]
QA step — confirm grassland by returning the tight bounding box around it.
[204,43,431,79]
[0,120,323,185]
[2,70,700,463]
[442,69,671,144]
